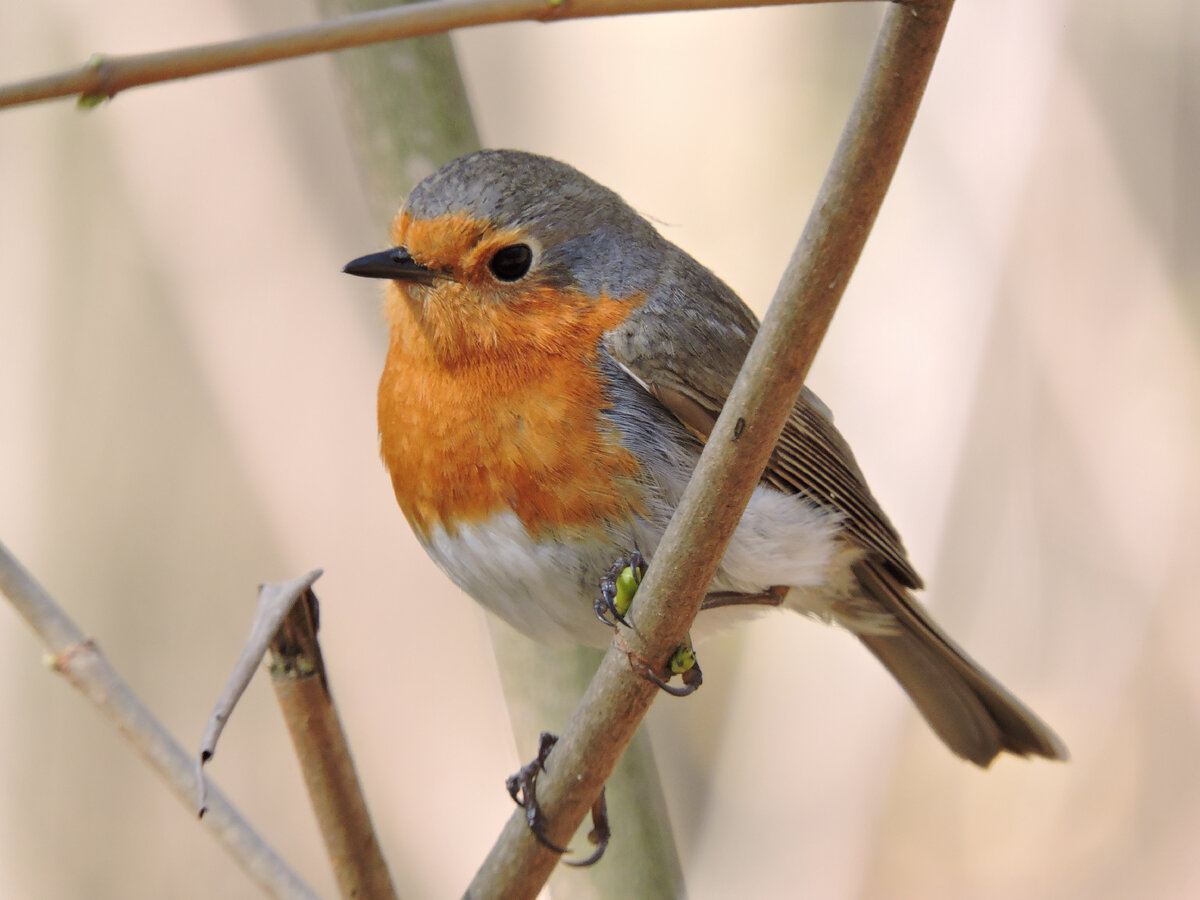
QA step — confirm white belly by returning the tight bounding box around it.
[420,485,847,647]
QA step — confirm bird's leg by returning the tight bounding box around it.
[636,588,785,697]
[505,731,610,866]
[701,585,789,610]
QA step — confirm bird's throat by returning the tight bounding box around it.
[377,293,647,540]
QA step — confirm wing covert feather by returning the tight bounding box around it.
[603,248,921,588]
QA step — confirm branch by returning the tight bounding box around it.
[0,0,872,111]
[194,569,397,900]
[198,571,326,807]
[0,539,319,900]
[466,0,957,895]
[486,626,686,898]
[268,587,399,900]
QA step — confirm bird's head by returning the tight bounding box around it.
[345,150,663,362]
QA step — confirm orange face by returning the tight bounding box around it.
[377,211,648,540]
[385,211,579,363]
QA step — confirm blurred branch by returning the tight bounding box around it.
[268,586,399,900]
[466,0,957,896]
[318,0,687,892]
[0,539,319,900]
[487,624,686,899]
[0,0,874,111]
[309,0,480,222]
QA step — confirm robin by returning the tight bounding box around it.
[345,149,1067,770]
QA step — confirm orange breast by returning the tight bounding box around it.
[378,283,647,540]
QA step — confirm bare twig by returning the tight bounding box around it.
[465,0,957,896]
[194,569,396,899]
[269,587,399,900]
[0,0,871,111]
[197,569,324,813]
[0,539,319,900]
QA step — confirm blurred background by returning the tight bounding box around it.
[2,0,1198,897]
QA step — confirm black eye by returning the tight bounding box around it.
[488,244,533,282]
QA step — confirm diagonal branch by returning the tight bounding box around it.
[0,539,320,900]
[466,0,957,896]
[0,0,873,111]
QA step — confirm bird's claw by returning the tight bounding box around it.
[639,641,704,697]
[594,550,645,628]
[564,789,610,868]
[506,732,569,854]
[505,731,612,866]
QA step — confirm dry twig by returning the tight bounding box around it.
[268,586,399,900]
[466,0,957,895]
[197,570,324,812]
[194,570,396,900]
[0,0,872,111]
[0,540,319,900]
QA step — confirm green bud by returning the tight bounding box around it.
[614,565,640,617]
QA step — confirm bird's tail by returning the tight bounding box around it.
[852,560,1068,767]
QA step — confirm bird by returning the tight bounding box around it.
[344,148,1067,768]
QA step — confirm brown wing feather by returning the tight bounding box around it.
[603,248,918,586]
[602,250,1069,765]
[774,395,923,588]
[625,364,921,588]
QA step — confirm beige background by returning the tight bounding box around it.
[2,0,1197,897]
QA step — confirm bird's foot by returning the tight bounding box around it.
[598,551,704,696]
[505,732,611,867]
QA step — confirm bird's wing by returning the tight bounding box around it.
[603,251,922,589]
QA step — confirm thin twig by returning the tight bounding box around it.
[0,0,872,111]
[269,587,400,900]
[465,0,957,896]
[0,539,319,900]
[197,569,325,814]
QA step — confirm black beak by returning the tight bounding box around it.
[343,247,438,284]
